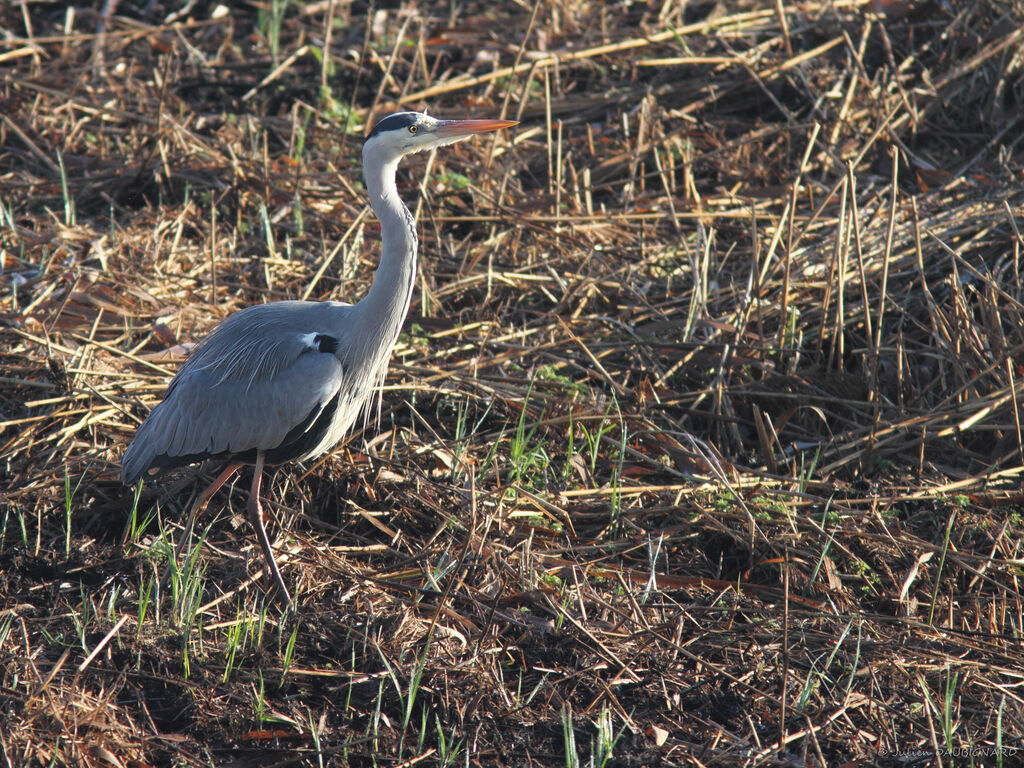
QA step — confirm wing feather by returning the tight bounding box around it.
[122,302,351,483]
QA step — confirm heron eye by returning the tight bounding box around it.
[408,125,418,134]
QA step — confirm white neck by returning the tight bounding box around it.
[356,147,418,349]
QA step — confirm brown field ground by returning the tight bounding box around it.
[2,1,1024,765]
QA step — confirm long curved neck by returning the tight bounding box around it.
[357,151,418,346]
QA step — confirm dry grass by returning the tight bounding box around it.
[2,0,1024,765]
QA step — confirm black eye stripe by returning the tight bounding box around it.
[367,112,420,138]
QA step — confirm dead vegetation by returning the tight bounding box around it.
[2,0,1024,765]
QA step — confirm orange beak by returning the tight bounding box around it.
[435,118,519,137]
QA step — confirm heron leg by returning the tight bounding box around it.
[248,450,293,606]
[159,461,242,594]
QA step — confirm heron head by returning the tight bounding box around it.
[364,111,517,161]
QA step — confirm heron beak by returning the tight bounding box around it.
[434,118,519,138]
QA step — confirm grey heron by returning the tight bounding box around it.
[122,111,517,606]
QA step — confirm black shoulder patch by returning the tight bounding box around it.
[368,112,419,139]
[313,334,339,354]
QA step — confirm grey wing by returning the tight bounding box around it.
[174,300,346,386]
[121,329,344,484]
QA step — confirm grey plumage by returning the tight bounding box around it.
[122,301,354,482]
[121,111,517,605]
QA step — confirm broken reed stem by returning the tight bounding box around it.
[819,175,847,365]
[780,121,820,340]
[872,146,899,400]
[833,177,849,369]
[863,145,899,471]
[847,161,871,344]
